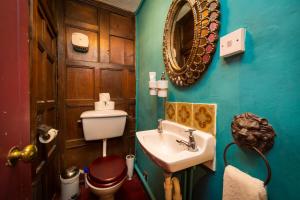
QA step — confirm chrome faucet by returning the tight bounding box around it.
[176,129,198,152]
[157,119,163,133]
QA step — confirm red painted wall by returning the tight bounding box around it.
[0,0,31,199]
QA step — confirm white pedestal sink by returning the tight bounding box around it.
[136,120,216,173]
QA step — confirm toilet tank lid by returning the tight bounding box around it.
[80,110,127,118]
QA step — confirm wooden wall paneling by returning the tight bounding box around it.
[110,36,134,65]
[65,105,93,140]
[59,0,136,169]
[36,44,45,101]
[65,0,98,25]
[127,69,136,99]
[110,36,125,65]
[100,69,124,99]
[99,8,110,63]
[46,56,55,100]
[64,142,101,168]
[110,13,133,39]
[124,39,134,65]
[66,27,98,62]
[94,67,101,99]
[66,66,95,100]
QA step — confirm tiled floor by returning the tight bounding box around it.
[79,173,150,200]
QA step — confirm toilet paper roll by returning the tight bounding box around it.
[99,93,110,101]
[150,89,157,96]
[95,101,106,110]
[39,129,58,144]
[105,101,115,110]
[158,89,168,97]
[149,81,157,89]
[157,80,168,89]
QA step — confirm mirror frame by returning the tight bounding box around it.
[163,0,220,87]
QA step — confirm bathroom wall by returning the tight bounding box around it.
[57,0,136,168]
[136,0,300,199]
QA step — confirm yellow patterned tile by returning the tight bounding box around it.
[176,103,192,127]
[192,104,217,136]
[165,102,177,122]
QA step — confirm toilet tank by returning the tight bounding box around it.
[80,110,127,141]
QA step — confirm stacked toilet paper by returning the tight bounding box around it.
[95,93,115,110]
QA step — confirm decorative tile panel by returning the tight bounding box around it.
[176,103,193,127]
[165,101,217,137]
[165,102,177,122]
[192,104,216,136]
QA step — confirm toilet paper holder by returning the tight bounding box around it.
[37,124,52,140]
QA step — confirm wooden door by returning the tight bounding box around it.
[0,0,32,199]
[30,0,60,199]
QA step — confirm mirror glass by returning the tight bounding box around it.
[171,2,194,69]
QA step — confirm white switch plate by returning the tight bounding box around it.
[220,28,246,57]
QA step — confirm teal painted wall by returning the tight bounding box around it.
[135,0,300,199]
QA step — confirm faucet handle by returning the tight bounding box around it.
[185,129,196,135]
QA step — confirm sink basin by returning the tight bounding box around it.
[136,120,216,173]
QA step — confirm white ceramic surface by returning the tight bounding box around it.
[136,120,216,172]
[86,176,126,200]
[80,110,127,140]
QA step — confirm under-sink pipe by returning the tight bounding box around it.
[164,174,173,200]
[188,167,196,200]
[134,163,156,200]
[183,170,188,200]
[172,177,182,200]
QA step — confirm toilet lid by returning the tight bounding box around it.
[88,155,127,184]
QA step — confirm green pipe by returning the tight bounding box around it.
[183,170,187,200]
[134,163,156,200]
[188,167,195,200]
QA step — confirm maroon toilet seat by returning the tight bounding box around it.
[88,155,127,188]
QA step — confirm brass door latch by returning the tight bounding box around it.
[6,144,38,167]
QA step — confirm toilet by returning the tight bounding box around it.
[80,109,128,200]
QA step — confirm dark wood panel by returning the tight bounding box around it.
[65,0,98,25]
[100,69,124,98]
[66,26,98,62]
[128,103,136,118]
[44,26,54,54]
[110,36,134,65]
[66,67,95,99]
[66,106,93,140]
[110,13,133,39]
[99,8,110,63]
[110,36,124,64]
[127,70,136,99]
[45,107,56,128]
[66,59,135,70]
[46,57,55,100]
[37,9,44,41]
[36,48,45,101]
[124,39,134,65]
[65,18,99,32]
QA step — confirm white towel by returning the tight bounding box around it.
[223,165,267,200]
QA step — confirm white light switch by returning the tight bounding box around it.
[220,28,246,57]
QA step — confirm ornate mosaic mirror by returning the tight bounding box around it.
[163,0,220,86]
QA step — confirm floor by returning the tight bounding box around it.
[79,173,150,200]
